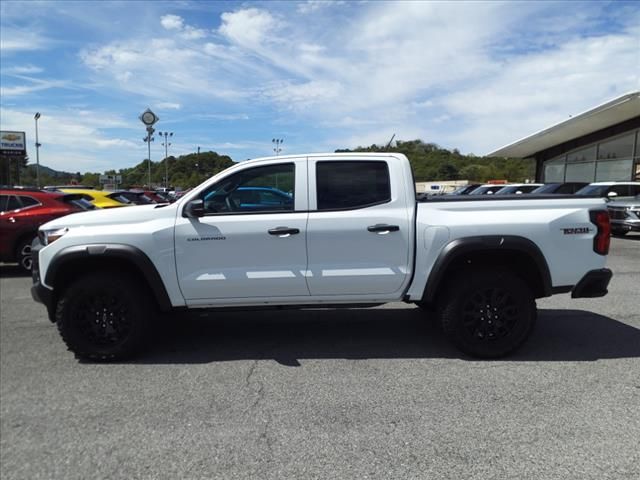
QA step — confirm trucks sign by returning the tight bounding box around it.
[0,131,26,156]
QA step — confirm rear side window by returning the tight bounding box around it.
[18,196,39,207]
[0,195,8,211]
[6,195,21,210]
[316,161,390,210]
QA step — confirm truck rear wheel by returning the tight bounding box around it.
[438,270,536,358]
[55,272,151,361]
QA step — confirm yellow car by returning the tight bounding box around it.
[59,189,128,209]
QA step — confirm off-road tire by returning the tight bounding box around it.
[438,269,536,358]
[56,272,152,361]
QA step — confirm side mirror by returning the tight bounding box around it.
[607,191,618,198]
[184,199,205,218]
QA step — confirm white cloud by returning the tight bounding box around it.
[297,1,345,15]
[156,102,182,110]
[219,8,278,49]
[160,14,184,30]
[3,65,44,74]
[0,28,50,51]
[0,107,141,171]
[0,76,69,97]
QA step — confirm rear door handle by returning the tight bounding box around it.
[268,226,300,237]
[367,224,399,234]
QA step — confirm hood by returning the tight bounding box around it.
[40,203,177,230]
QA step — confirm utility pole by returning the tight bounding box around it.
[34,112,41,188]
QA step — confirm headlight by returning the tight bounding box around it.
[39,228,68,246]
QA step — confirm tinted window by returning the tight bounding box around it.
[576,185,608,196]
[202,163,295,214]
[18,196,39,207]
[0,195,8,211]
[597,133,634,160]
[557,183,586,194]
[316,161,390,210]
[6,195,21,210]
[610,185,631,196]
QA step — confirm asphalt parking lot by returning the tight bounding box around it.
[1,235,639,480]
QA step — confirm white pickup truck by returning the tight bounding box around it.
[31,153,612,360]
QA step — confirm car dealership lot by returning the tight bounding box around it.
[1,236,639,480]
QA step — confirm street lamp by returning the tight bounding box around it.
[34,112,41,188]
[272,138,284,156]
[139,109,159,188]
[158,131,173,188]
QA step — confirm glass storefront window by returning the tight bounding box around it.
[567,146,596,163]
[597,133,634,160]
[544,162,565,182]
[565,162,596,182]
[595,159,633,181]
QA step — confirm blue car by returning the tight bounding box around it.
[204,186,293,212]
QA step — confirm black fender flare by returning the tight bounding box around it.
[422,235,553,303]
[45,244,172,311]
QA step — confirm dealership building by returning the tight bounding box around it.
[489,91,640,183]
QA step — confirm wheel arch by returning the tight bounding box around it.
[422,235,552,304]
[45,244,172,312]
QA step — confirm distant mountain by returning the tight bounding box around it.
[25,163,73,178]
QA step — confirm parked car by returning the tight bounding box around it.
[494,183,543,195]
[32,153,612,361]
[469,184,509,195]
[575,182,640,200]
[530,183,588,194]
[59,189,128,208]
[448,184,483,195]
[107,191,155,205]
[607,194,640,236]
[0,189,92,272]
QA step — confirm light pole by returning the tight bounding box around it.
[272,138,283,156]
[34,112,41,188]
[158,131,173,188]
[139,109,159,188]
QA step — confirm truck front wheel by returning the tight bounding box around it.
[55,272,151,361]
[438,270,536,358]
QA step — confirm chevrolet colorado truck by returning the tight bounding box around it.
[30,153,613,360]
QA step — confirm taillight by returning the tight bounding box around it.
[589,210,610,255]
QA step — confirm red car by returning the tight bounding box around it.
[0,189,94,272]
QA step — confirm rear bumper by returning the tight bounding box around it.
[571,268,612,298]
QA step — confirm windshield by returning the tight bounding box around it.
[575,185,608,196]
[495,185,540,195]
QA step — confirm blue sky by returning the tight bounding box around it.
[1,0,639,173]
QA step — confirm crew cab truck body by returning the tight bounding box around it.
[30,153,612,360]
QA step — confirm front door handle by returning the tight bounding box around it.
[268,226,300,237]
[367,224,399,234]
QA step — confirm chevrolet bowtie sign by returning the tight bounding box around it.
[0,131,27,156]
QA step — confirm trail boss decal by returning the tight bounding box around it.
[562,227,591,235]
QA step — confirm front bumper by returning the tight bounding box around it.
[30,240,56,322]
[571,268,612,298]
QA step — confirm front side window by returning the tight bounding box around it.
[202,163,295,214]
[316,161,390,210]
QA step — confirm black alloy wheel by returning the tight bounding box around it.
[438,270,536,358]
[56,272,151,361]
